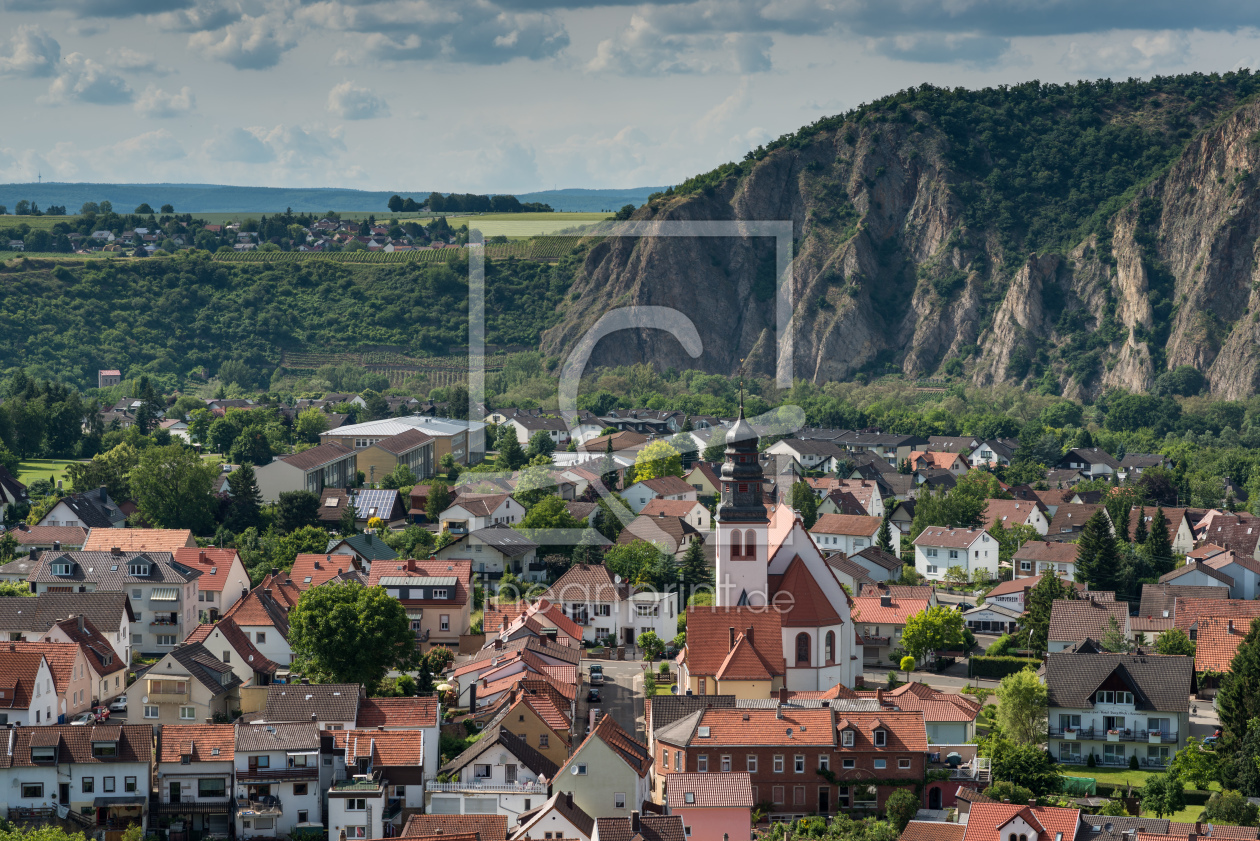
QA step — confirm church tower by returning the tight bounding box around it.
[715,402,770,607]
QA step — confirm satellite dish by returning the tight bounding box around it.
[614,575,622,584]
[142,696,149,704]
[248,655,254,662]
[570,765,580,775]
[786,728,793,736]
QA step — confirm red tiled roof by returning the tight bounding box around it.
[356,697,438,729]
[158,724,235,762]
[173,548,241,592]
[768,555,842,627]
[10,641,81,697]
[810,513,882,536]
[715,632,779,681]
[663,771,754,808]
[1173,598,1260,633]
[962,803,1080,841]
[542,563,626,604]
[683,607,785,678]
[483,600,529,633]
[333,729,424,766]
[641,499,703,519]
[901,823,966,841]
[290,553,359,590]
[851,596,929,626]
[0,649,44,710]
[982,500,1045,531]
[1194,616,1257,672]
[913,527,987,548]
[11,526,88,546]
[1048,598,1130,643]
[48,615,124,676]
[182,617,279,674]
[694,707,836,746]
[401,815,507,840]
[83,528,195,553]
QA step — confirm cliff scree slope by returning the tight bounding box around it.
[541,74,1260,399]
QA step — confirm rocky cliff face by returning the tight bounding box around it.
[541,90,1260,398]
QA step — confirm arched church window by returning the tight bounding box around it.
[825,631,834,663]
[731,530,743,558]
[795,633,810,664]
[743,530,756,558]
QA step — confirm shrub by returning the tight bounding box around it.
[970,655,1043,679]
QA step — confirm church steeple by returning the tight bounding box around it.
[717,399,768,524]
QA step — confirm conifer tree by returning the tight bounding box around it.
[495,433,526,471]
[1217,618,1260,753]
[679,536,713,600]
[224,462,263,532]
[877,513,896,554]
[1021,572,1073,651]
[1134,505,1149,543]
[1075,509,1121,592]
[1145,507,1175,576]
[788,481,818,529]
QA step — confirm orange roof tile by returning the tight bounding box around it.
[962,803,1080,841]
[1194,616,1255,672]
[715,632,779,681]
[11,641,82,697]
[158,724,235,762]
[810,513,882,536]
[768,555,842,628]
[851,596,929,625]
[83,528,195,553]
[290,553,359,590]
[693,707,835,746]
[333,729,424,766]
[356,697,438,729]
[683,607,785,678]
[172,548,241,592]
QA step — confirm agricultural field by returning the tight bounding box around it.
[0,215,78,230]
[439,212,609,238]
[212,236,595,264]
[279,350,504,389]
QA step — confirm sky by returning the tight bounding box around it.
[2,1,1260,193]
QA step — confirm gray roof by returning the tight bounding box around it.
[0,557,39,579]
[235,722,321,752]
[1044,651,1195,713]
[964,602,1023,619]
[0,591,134,632]
[170,643,244,696]
[327,533,398,562]
[26,551,199,590]
[1082,818,1170,835]
[441,725,558,778]
[853,545,903,572]
[260,683,363,722]
[45,490,124,528]
[1137,583,1229,619]
[655,709,703,746]
[469,523,538,558]
[647,694,736,734]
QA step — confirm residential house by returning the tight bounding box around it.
[851,594,931,666]
[220,572,303,666]
[684,463,721,498]
[882,682,980,744]
[955,802,1081,841]
[479,685,573,766]
[661,772,753,841]
[797,429,928,467]
[765,439,846,473]
[26,550,201,657]
[38,615,128,705]
[321,415,486,467]
[450,636,581,709]
[464,650,578,715]
[370,558,474,651]
[0,464,28,519]
[824,555,880,593]
[254,442,358,503]
[808,514,889,560]
[251,683,363,731]
[124,641,242,725]
[641,498,710,530]
[1047,597,1131,652]
[677,608,786,698]
[1012,541,1079,580]
[404,814,508,841]
[966,439,1018,469]
[510,792,594,841]
[0,725,154,833]
[577,430,649,459]
[329,729,426,834]
[440,494,526,534]
[887,501,915,536]
[319,489,407,528]
[541,563,677,646]
[183,616,279,687]
[434,524,541,586]
[1045,504,1104,540]
[982,500,1049,536]
[907,451,970,476]
[356,696,442,778]
[652,706,926,818]
[850,547,905,581]
[1199,550,1260,600]
[1137,583,1228,620]
[961,603,1023,636]
[356,428,436,484]
[8,525,88,553]
[152,724,235,839]
[0,645,63,725]
[0,591,134,663]
[174,547,252,621]
[1127,507,1195,554]
[616,514,704,561]
[912,528,998,583]
[38,487,126,529]
[233,723,325,837]
[289,553,362,591]
[505,414,573,448]
[983,575,1085,614]
[1045,649,1194,768]
[1119,453,1171,479]
[1056,448,1121,480]
[325,532,398,569]
[622,476,698,516]
[430,726,555,817]
[493,601,585,651]
[0,556,39,584]
[554,715,652,821]
[593,815,686,841]
[1157,561,1234,591]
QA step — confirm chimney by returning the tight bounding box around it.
[776,705,783,720]
[880,595,892,608]
[566,792,573,808]
[1229,621,1235,633]
[241,586,249,599]
[728,627,736,651]
[111,547,122,556]
[263,589,273,601]
[494,638,503,650]
[53,541,60,552]
[746,626,754,645]
[311,713,317,721]
[631,812,640,834]
[77,614,84,633]
[271,567,279,576]
[99,486,107,502]
[779,686,789,705]
[1028,799,1037,807]
[199,551,207,563]
[206,718,213,724]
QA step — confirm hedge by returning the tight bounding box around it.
[1094,783,1211,805]
[970,655,1042,679]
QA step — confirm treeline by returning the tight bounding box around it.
[388,193,553,213]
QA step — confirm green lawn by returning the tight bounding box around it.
[17,459,82,487]
[1074,765,1221,792]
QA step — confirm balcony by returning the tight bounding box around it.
[1048,727,1175,744]
[1058,755,1169,769]
[426,781,548,795]
[861,636,891,646]
[235,796,282,815]
[147,691,190,703]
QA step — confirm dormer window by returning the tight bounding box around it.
[31,746,55,762]
[128,563,150,577]
[873,729,886,747]
[841,730,854,747]
[51,563,72,576]
[433,589,448,599]
[92,741,118,759]
[1096,691,1133,705]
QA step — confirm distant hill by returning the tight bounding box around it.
[0,183,668,214]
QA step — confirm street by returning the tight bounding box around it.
[576,659,646,739]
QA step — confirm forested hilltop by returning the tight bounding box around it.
[0,253,574,392]
[544,71,1260,400]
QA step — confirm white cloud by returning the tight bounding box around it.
[135,85,196,117]
[44,53,135,105]
[155,0,243,33]
[107,47,170,75]
[326,81,390,119]
[205,127,275,163]
[108,128,187,162]
[867,32,1011,66]
[1063,30,1191,73]
[203,124,345,168]
[189,12,297,70]
[0,26,61,79]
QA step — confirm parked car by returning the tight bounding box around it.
[92,706,110,722]
[956,602,975,612]
[109,695,127,712]
[70,712,96,725]
[588,664,604,686]
[587,688,601,703]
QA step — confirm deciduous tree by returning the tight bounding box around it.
[632,440,683,482]
[995,667,1048,746]
[788,481,818,529]
[900,604,964,663]
[1155,628,1196,656]
[276,490,321,533]
[288,581,418,686]
[130,443,216,532]
[1141,770,1186,819]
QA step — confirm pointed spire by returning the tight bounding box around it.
[737,358,745,418]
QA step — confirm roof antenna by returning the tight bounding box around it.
[737,358,746,419]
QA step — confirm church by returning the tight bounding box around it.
[677,407,863,696]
